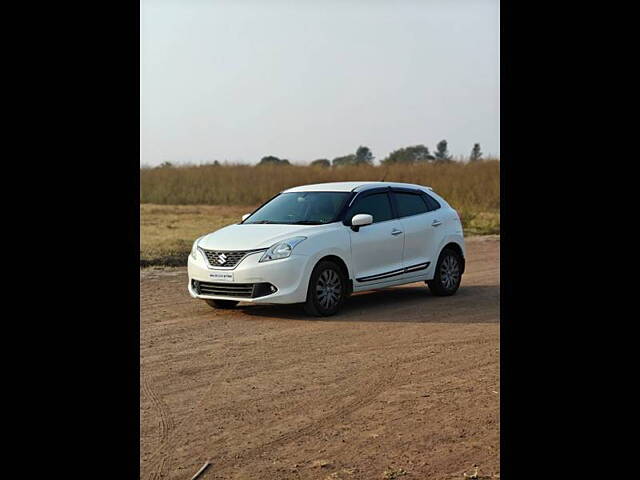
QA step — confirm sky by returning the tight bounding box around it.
[140,0,499,166]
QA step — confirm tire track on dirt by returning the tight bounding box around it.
[144,338,245,480]
[201,345,497,478]
[143,320,496,479]
[141,373,177,480]
[148,322,356,472]
[204,360,400,477]
[141,373,175,443]
[145,321,384,476]
[178,334,497,425]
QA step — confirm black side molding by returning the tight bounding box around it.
[355,262,430,283]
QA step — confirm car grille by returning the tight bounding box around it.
[200,249,256,268]
[192,280,276,298]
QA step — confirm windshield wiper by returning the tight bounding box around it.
[249,220,325,225]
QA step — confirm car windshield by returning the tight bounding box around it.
[243,192,351,225]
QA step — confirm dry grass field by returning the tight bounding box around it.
[141,160,499,209]
[140,161,499,266]
[140,204,253,266]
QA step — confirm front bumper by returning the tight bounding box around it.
[187,251,311,304]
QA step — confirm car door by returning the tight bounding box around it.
[346,191,405,284]
[391,190,441,276]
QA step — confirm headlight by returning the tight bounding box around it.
[259,236,306,262]
[190,237,203,260]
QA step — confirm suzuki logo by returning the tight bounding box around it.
[217,253,227,264]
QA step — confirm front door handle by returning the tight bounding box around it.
[391,229,403,236]
[431,219,442,227]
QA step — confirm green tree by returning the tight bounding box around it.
[355,146,374,165]
[332,154,356,167]
[258,156,290,166]
[310,158,330,168]
[469,143,482,162]
[434,140,452,163]
[381,145,435,165]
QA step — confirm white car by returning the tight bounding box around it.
[188,181,465,316]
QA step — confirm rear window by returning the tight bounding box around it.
[422,193,441,211]
[393,192,429,217]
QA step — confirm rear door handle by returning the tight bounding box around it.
[391,229,403,236]
[431,219,442,227]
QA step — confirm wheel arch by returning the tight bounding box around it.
[437,241,466,274]
[313,254,353,296]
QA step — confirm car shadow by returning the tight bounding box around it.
[238,284,499,323]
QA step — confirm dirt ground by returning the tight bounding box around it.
[140,235,499,480]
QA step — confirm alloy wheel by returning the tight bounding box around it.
[440,255,460,290]
[316,268,342,310]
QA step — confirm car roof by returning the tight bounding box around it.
[283,181,432,193]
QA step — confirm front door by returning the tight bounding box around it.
[347,191,405,284]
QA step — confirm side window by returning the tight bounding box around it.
[350,193,393,223]
[394,192,429,217]
[422,193,441,212]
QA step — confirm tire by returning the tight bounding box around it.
[304,260,347,317]
[427,248,463,296]
[205,299,239,309]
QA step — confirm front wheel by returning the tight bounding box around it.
[205,299,239,309]
[304,260,347,317]
[427,248,463,296]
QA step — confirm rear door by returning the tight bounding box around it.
[346,191,405,284]
[391,189,441,276]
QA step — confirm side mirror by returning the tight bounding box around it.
[350,213,373,231]
[241,213,251,222]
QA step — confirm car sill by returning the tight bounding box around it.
[355,262,430,283]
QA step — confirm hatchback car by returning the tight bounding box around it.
[188,181,465,316]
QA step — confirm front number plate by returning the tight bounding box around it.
[209,271,234,282]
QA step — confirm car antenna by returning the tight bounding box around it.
[380,164,390,182]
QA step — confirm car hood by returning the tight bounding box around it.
[197,223,328,251]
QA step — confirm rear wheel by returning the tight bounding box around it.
[304,260,347,317]
[205,299,239,309]
[427,248,463,296]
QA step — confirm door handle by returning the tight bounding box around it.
[391,229,403,236]
[431,219,442,227]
